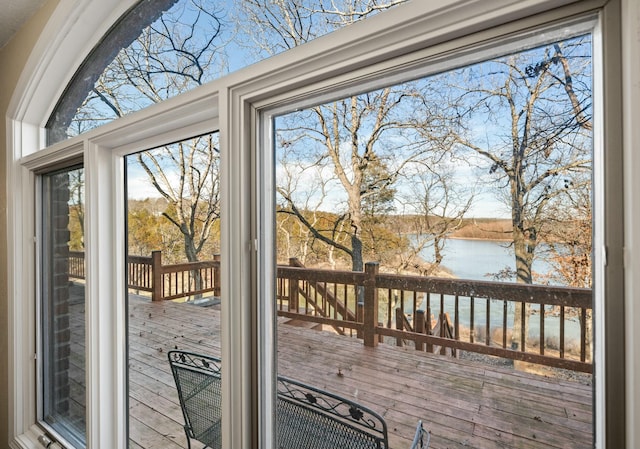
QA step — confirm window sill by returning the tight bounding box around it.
[11,425,67,449]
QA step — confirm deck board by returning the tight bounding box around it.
[117,295,593,449]
[62,278,593,448]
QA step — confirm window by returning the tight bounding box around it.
[46,0,409,144]
[125,133,222,448]
[272,29,595,448]
[40,165,86,448]
[6,1,626,449]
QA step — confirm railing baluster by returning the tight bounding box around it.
[395,308,403,347]
[440,293,444,336]
[486,298,491,347]
[502,300,507,348]
[415,310,425,351]
[520,301,526,352]
[454,295,460,341]
[470,296,475,344]
[560,306,566,359]
[387,289,392,328]
[426,293,433,353]
[540,304,545,356]
[439,294,446,355]
[581,307,587,362]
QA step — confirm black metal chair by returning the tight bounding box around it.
[168,350,222,449]
[169,349,429,449]
[276,375,389,449]
[409,420,431,449]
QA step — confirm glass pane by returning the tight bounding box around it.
[125,132,222,448]
[46,0,408,144]
[274,33,593,448]
[41,165,86,447]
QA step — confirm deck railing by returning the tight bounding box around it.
[68,251,592,372]
[69,250,221,301]
[277,259,592,373]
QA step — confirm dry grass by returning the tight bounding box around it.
[451,219,512,240]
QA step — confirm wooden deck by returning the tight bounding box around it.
[125,295,592,449]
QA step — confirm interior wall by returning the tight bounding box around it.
[0,1,59,446]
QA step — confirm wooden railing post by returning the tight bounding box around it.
[289,258,300,313]
[213,254,221,297]
[363,262,379,347]
[151,250,163,301]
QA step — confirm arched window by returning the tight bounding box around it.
[46,0,409,144]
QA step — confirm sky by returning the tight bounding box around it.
[117,0,589,224]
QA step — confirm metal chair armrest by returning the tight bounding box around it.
[409,420,431,449]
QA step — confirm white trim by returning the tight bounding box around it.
[9,0,138,129]
[623,0,640,447]
[591,15,607,449]
[220,86,249,449]
[84,141,127,448]
[7,118,38,445]
[256,108,277,448]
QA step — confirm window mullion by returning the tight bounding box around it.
[220,87,259,448]
[84,142,127,448]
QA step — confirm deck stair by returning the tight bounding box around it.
[285,258,357,335]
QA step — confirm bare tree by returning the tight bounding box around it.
[542,172,593,360]
[237,0,409,54]
[68,169,85,250]
[275,137,348,266]
[240,0,427,273]
[420,36,593,348]
[276,88,430,271]
[136,135,221,263]
[395,162,473,275]
[70,0,226,263]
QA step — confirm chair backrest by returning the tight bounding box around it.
[168,350,222,449]
[276,375,388,449]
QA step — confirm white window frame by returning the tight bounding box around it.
[5,0,627,448]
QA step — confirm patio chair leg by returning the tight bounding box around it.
[184,427,192,449]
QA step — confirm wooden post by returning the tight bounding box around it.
[213,254,221,297]
[415,310,425,351]
[288,258,299,313]
[151,250,163,301]
[363,262,379,347]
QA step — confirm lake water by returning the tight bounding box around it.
[413,238,583,342]
[420,238,554,282]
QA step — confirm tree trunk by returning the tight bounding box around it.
[511,221,535,350]
[184,236,202,300]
